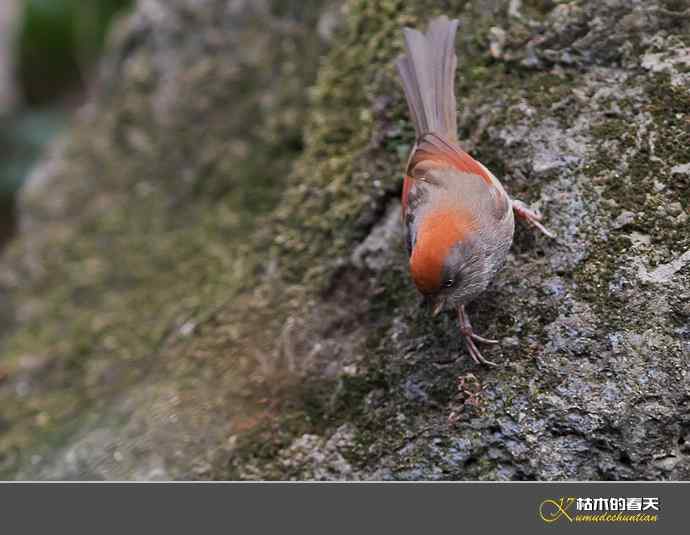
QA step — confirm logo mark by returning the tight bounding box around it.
[539,497,575,523]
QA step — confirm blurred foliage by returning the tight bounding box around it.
[1,0,133,246]
[0,110,67,196]
[18,0,133,104]
[0,108,68,247]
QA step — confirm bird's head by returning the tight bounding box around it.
[409,206,491,315]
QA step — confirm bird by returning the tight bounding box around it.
[396,15,553,366]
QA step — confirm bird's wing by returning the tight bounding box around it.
[408,133,494,186]
[402,133,509,215]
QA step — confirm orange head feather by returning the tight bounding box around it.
[409,207,476,294]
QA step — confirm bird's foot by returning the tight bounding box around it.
[458,305,498,367]
[512,199,555,238]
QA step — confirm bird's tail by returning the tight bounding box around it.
[396,16,459,142]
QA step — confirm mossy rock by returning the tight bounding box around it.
[0,0,689,480]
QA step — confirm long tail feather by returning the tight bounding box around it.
[396,16,459,142]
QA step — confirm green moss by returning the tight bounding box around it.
[587,72,689,243]
[0,0,328,476]
[575,71,690,324]
[521,0,557,20]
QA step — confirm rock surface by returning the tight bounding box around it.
[0,0,689,480]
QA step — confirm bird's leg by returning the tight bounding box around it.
[512,199,555,238]
[458,305,498,367]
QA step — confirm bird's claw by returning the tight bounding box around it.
[458,306,498,366]
[512,199,555,239]
[469,332,499,345]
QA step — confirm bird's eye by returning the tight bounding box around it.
[441,278,454,288]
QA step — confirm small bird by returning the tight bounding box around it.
[396,16,553,365]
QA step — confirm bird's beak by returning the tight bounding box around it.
[432,297,446,317]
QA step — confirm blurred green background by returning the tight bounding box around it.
[1,0,133,245]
